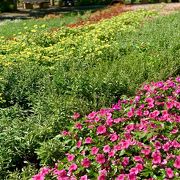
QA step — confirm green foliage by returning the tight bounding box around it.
[7,164,38,180]
[0,11,91,38]
[0,0,17,12]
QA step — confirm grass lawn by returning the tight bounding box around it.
[0,11,91,37]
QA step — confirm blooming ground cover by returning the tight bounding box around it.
[0,10,155,67]
[33,77,180,180]
[67,4,130,28]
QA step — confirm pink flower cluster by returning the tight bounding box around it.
[33,77,180,180]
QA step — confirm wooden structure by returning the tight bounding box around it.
[24,0,50,9]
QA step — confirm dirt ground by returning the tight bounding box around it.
[0,3,180,21]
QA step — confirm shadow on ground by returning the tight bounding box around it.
[0,5,106,21]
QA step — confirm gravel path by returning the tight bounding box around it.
[130,3,180,14]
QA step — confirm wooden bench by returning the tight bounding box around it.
[24,0,50,9]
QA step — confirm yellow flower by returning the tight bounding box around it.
[41,24,46,28]
[31,29,37,33]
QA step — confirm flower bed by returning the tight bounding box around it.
[67,4,131,28]
[33,77,180,179]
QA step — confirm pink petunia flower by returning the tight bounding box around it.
[53,169,67,177]
[108,150,115,157]
[32,174,45,180]
[72,112,80,120]
[103,145,111,153]
[76,140,82,148]
[176,76,180,82]
[80,175,88,180]
[162,142,171,152]
[148,102,154,109]
[154,141,161,150]
[172,140,180,148]
[96,154,106,164]
[166,101,174,109]
[136,163,143,172]
[116,174,126,180]
[155,81,164,88]
[120,139,131,149]
[62,130,70,136]
[106,117,114,126]
[165,168,174,179]
[149,110,160,119]
[81,158,91,168]
[124,132,132,139]
[110,133,118,142]
[125,124,134,132]
[85,137,93,144]
[98,169,107,180]
[127,110,134,118]
[136,109,143,116]
[97,125,106,135]
[128,173,137,180]
[87,111,97,119]
[133,156,143,163]
[174,156,180,169]
[91,147,99,155]
[75,123,82,130]
[66,154,75,162]
[171,127,178,134]
[152,150,161,164]
[69,163,77,172]
[122,157,129,167]
[40,167,50,176]
[145,97,154,104]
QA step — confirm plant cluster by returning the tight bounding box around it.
[67,4,130,28]
[0,10,155,67]
[33,77,180,179]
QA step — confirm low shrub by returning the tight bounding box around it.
[0,0,17,12]
[33,77,180,179]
